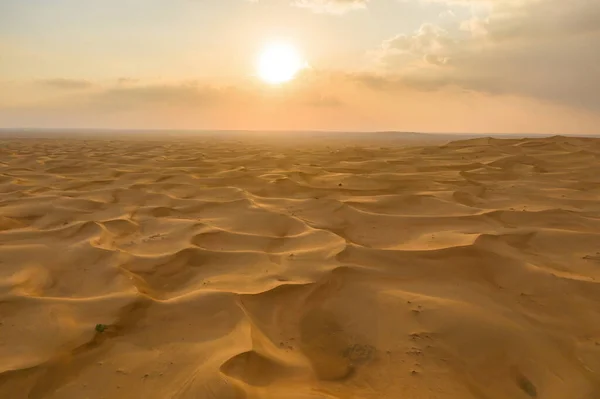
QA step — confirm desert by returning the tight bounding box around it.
[1,133,600,398]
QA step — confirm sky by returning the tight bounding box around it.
[0,0,599,134]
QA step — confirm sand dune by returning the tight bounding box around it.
[1,134,600,398]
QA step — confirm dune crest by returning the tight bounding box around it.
[1,135,600,398]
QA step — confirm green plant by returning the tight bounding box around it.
[95,324,108,333]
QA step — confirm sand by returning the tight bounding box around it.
[1,134,600,398]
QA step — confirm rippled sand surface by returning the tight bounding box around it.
[1,134,600,398]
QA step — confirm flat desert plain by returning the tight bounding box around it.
[1,134,600,399]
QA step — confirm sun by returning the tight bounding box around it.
[257,41,304,85]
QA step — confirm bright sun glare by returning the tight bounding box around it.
[257,41,304,85]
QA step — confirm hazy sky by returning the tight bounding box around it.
[1,0,599,133]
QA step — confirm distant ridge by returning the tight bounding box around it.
[0,128,598,140]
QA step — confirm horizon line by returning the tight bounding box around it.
[2,128,597,137]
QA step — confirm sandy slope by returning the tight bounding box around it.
[1,134,600,398]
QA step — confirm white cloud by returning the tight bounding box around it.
[375,0,600,110]
[293,0,368,13]
[381,24,456,66]
[248,0,369,14]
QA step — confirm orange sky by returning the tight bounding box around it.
[1,0,599,134]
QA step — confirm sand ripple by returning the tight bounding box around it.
[1,135,600,398]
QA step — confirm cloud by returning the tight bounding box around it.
[466,0,600,40]
[374,0,600,110]
[116,77,139,86]
[83,82,245,111]
[20,74,347,113]
[250,0,369,14]
[38,78,92,90]
[4,69,600,133]
[380,24,455,67]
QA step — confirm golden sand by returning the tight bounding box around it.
[1,134,600,398]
